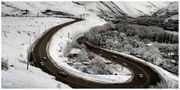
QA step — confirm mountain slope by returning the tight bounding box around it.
[2,1,171,18]
[78,1,170,17]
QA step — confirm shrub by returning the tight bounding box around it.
[2,58,9,71]
[149,81,168,88]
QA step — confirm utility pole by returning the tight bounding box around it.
[27,32,31,70]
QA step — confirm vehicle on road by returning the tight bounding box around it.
[58,70,68,78]
[123,63,128,67]
[42,56,47,61]
[104,60,112,64]
[98,53,102,56]
[99,51,103,53]
[113,83,120,85]
[111,55,118,59]
[138,74,144,79]
[40,62,45,66]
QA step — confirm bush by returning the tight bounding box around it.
[76,48,89,62]
[2,58,8,71]
[90,56,106,74]
[149,81,168,88]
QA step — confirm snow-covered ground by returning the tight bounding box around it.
[1,17,73,88]
[1,1,178,88]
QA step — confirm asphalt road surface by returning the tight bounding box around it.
[29,19,166,88]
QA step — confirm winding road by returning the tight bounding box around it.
[29,18,166,88]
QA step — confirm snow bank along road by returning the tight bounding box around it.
[29,19,167,88]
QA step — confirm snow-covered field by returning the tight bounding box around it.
[1,17,73,88]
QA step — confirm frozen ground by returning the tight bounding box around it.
[1,17,72,88]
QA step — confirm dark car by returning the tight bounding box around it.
[58,70,68,78]
[99,50,103,53]
[98,53,102,56]
[123,63,128,67]
[40,62,45,66]
[111,55,118,59]
[42,56,47,61]
[113,83,120,85]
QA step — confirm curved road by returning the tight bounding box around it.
[29,19,165,88]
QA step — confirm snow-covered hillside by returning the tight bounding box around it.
[1,17,73,88]
[2,1,88,17]
[80,1,170,17]
[2,1,172,18]
[1,1,178,88]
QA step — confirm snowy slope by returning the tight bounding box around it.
[153,1,178,16]
[1,1,178,88]
[2,1,92,17]
[1,17,73,88]
[164,2,178,12]
[79,1,170,17]
[2,1,171,18]
[2,62,70,88]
